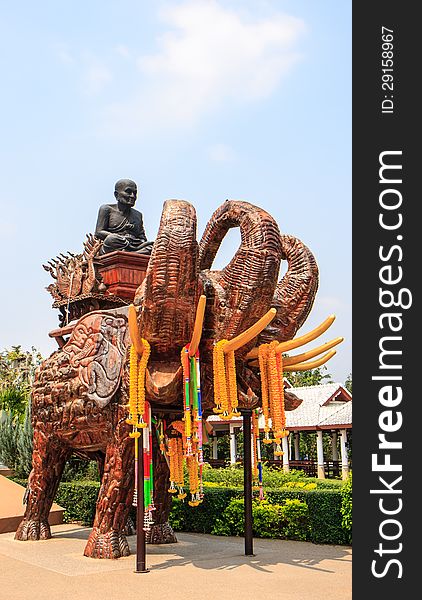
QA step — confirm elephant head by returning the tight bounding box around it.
[132,199,319,414]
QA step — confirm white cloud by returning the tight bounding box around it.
[208,143,236,162]
[0,220,17,240]
[83,60,113,95]
[102,0,305,135]
[115,45,132,59]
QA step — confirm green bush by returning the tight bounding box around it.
[201,463,340,489]
[340,472,352,544]
[170,487,241,533]
[8,473,351,545]
[55,481,101,525]
[0,404,34,478]
[61,457,100,482]
[0,410,18,469]
[211,498,310,540]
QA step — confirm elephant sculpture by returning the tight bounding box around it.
[15,199,320,559]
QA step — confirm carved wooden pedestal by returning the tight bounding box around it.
[95,251,150,302]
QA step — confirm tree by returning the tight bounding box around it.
[286,365,333,387]
[344,373,352,393]
[0,346,43,474]
[0,346,42,421]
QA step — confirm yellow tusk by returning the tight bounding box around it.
[283,337,344,366]
[188,295,207,356]
[223,308,277,354]
[128,304,145,356]
[283,350,337,372]
[245,314,336,360]
[276,314,336,354]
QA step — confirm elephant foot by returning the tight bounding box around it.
[123,515,136,536]
[146,522,177,544]
[84,527,130,559]
[15,519,51,541]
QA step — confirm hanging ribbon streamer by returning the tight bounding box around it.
[128,341,156,530]
[252,408,264,500]
[143,402,155,531]
[164,344,204,506]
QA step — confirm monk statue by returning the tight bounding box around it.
[95,179,153,255]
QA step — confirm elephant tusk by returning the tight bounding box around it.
[247,339,343,369]
[245,314,336,360]
[283,350,337,372]
[223,308,277,354]
[188,295,207,357]
[128,304,145,356]
[276,314,336,354]
[282,337,344,366]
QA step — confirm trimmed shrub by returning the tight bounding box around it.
[8,477,350,545]
[211,498,310,540]
[340,472,352,544]
[170,487,241,533]
[55,481,100,525]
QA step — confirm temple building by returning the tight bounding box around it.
[206,382,352,480]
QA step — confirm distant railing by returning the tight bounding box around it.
[205,458,346,478]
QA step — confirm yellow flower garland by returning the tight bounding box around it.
[213,340,229,415]
[127,340,151,430]
[258,344,271,443]
[257,341,289,455]
[212,340,239,419]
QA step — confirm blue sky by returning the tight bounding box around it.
[0,0,351,383]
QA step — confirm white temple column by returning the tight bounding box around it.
[294,432,300,460]
[316,430,325,479]
[212,434,218,460]
[282,435,290,473]
[229,423,237,465]
[331,431,339,461]
[340,429,349,479]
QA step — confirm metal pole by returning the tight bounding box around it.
[135,428,149,573]
[242,408,254,556]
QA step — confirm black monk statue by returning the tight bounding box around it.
[95,179,153,255]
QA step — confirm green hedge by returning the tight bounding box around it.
[10,478,351,545]
[340,473,352,544]
[170,486,349,545]
[55,481,100,525]
[266,488,347,544]
[210,498,310,540]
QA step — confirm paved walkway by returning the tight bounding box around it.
[0,524,352,600]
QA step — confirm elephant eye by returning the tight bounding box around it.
[219,300,226,308]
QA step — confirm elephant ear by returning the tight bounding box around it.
[63,310,130,408]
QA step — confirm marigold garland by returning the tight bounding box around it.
[258,344,271,443]
[257,341,289,456]
[127,340,151,429]
[167,437,185,497]
[163,346,204,507]
[212,340,239,419]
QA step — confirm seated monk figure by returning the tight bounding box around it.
[95,179,153,255]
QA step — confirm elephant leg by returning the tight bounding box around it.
[146,423,177,544]
[15,428,68,541]
[84,429,134,559]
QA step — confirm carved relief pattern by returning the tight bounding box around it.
[17,199,319,556]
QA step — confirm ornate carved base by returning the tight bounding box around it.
[84,527,130,559]
[146,522,177,544]
[15,519,51,541]
[95,251,150,301]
